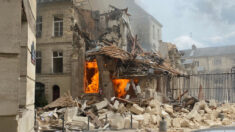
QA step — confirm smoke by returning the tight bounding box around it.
[173,35,207,50]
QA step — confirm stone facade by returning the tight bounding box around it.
[0,0,36,131]
[180,45,235,74]
[36,1,74,103]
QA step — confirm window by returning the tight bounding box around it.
[232,67,235,73]
[53,51,63,73]
[213,58,222,65]
[36,16,42,37]
[36,51,42,74]
[53,16,63,37]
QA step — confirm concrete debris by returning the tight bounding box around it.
[149,99,161,108]
[150,107,161,115]
[143,113,151,125]
[186,109,201,122]
[222,118,232,125]
[203,119,215,126]
[124,117,139,129]
[181,108,189,113]
[132,115,144,121]
[43,93,76,110]
[130,104,144,114]
[145,106,152,113]
[198,110,205,115]
[172,118,181,128]
[163,104,173,115]
[37,95,235,131]
[113,100,119,110]
[145,89,155,99]
[161,110,169,118]
[209,99,217,108]
[180,119,194,129]
[64,107,78,123]
[94,98,109,110]
[109,113,125,129]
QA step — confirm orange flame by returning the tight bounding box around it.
[112,79,130,98]
[84,60,99,93]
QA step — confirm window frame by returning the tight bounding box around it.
[36,16,42,38]
[53,16,63,37]
[36,51,42,74]
[52,51,63,73]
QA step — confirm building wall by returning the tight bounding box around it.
[0,0,21,116]
[182,54,235,74]
[37,1,73,102]
[0,0,36,131]
[149,17,162,52]
[196,55,235,73]
[37,1,73,44]
[36,75,71,102]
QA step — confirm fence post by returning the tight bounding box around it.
[62,114,65,132]
[88,116,90,130]
[130,114,133,129]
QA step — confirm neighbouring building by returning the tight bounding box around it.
[179,45,235,102]
[180,45,235,74]
[0,0,36,131]
[36,0,166,103]
[36,0,73,103]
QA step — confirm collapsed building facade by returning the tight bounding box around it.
[71,3,184,101]
[36,0,183,103]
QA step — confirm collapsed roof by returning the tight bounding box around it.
[74,5,182,77]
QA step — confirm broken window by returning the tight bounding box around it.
[36,16,42,38]
[53,16,63,37]
[53,51,63,73]
[36,51,42,74]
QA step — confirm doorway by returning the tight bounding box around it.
[52,85,60,101]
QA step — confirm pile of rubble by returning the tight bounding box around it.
[36,93,235,131]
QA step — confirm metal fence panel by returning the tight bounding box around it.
[171,73,235,103]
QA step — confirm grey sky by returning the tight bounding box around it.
[136,0,235,50]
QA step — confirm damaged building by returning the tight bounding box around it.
[34,0,235,132]
[36,0,181,103]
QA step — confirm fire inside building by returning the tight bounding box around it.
[70,5,182,101]
[35,0,186,104]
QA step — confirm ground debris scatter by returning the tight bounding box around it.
[36,94,235,132]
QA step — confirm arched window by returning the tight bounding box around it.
[52,85,60,101]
